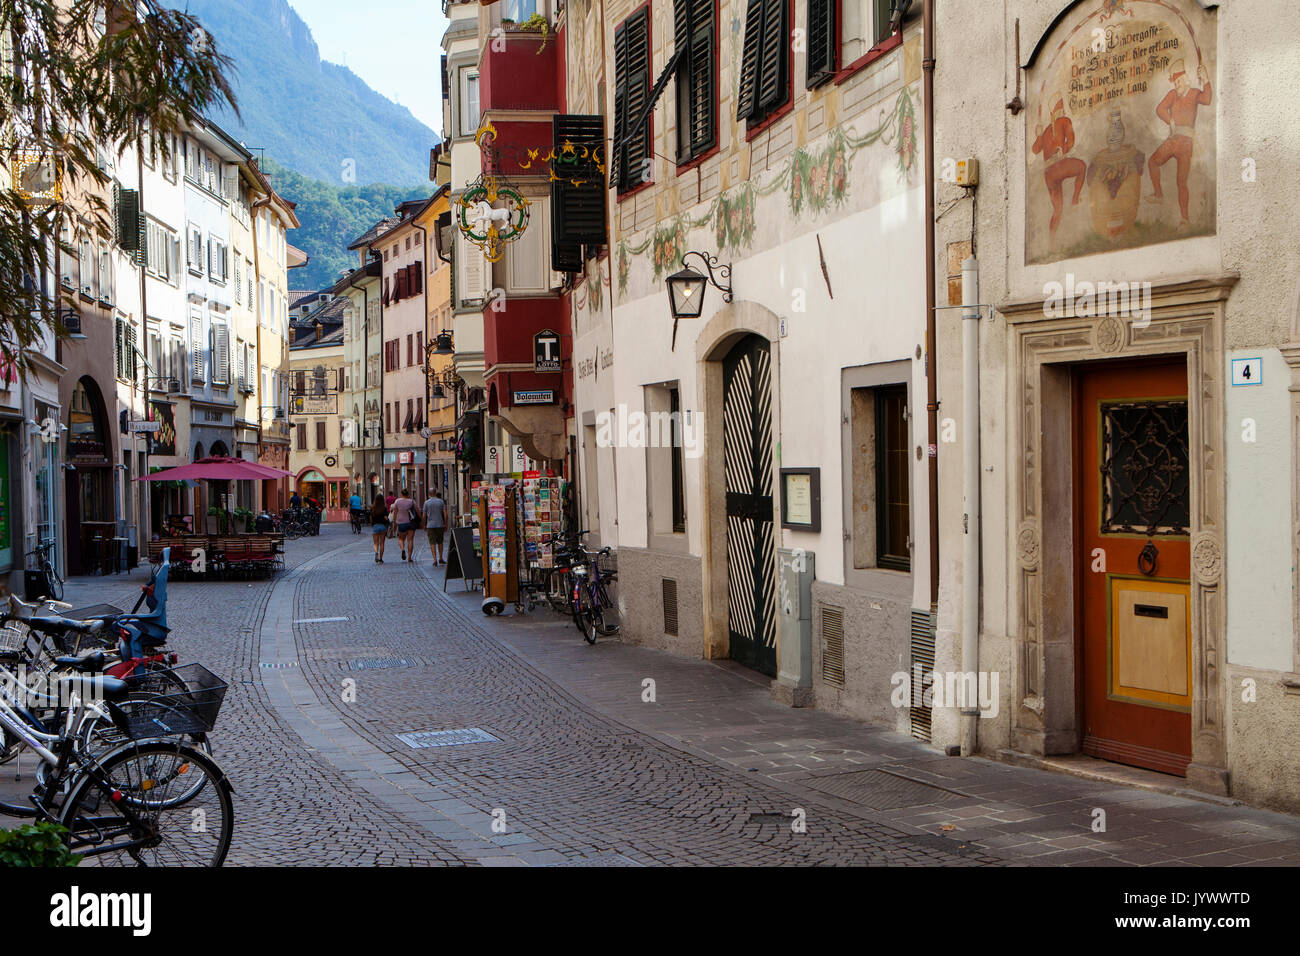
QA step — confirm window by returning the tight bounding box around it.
[612,8,652,193]
[296,422,306,451]
[839,0,893,71]
[187,226,202,272]
[673,0,717,162]
[316,421,327,449]
[98,248,112,303]
[646,383,687,537]
[847,378,910,573]
[736,0,790,126]
[115,319,138,383]
[79,238,94,296]
[459,70,480,138]
[406,334,413,367]
[294,370,305,395]
[211,323,230,385]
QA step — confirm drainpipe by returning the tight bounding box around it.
[960,255,981,757]
[922,0,939,612]
[348,272,370,492]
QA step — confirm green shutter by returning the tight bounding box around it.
[806,0,837,88]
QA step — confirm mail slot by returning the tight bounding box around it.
[1134,604,1169,619]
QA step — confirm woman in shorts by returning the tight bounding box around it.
[370,494,390,563]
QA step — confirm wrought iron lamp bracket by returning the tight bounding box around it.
[681,250,733,303]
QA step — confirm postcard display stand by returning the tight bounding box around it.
[477,485,519,605]
[520,475,565,575]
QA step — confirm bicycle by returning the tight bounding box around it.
[0,654,233,866]
[350,509,365,534]
[571,546,620,644]
[281,509,310,539]
[25,541,63,602]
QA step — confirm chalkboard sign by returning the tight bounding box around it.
[444,526,482,591]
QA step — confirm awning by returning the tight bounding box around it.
[136,456,292,482]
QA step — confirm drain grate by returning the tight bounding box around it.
[347,657,421,671]
[259,661,298,669]
[803,768,970,810]
[747,811,795,825]
[396,727,499,749]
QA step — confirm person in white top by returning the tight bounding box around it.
[392,489,418,561]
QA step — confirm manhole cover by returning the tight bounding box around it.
[348,658,420,671]
[396,727,500,749]
[803,769,970,810]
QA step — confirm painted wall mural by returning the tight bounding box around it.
[1025,0,1216,264]
[617,85,919,300]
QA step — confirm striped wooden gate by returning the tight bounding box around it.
[723,335,777,677]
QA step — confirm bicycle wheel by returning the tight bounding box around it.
[60,740,233,867]
[44,562,64,602]
[594,580,620,636]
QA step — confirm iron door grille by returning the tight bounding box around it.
[821,605,844,687]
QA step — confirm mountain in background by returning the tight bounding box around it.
[264,158,428,292]
[168,0,438,187]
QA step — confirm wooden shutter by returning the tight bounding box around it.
[688,0,716,153]
[191,313,204,380]
[611,22,629,191]
[118,189,140,253]
[213,323,230,384]
[623,10,651,191]
[115,318,124,379]
[806,0,837,88]
[237,339,246,385]
[736,0,765,120]
[316,421,326,449]
[552,114,606,270]
[125,322,137,383]
[756,0,788,112]
[409,262,423,295]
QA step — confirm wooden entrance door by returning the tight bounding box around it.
[722,335,777,677]
[1076,359,1192,776]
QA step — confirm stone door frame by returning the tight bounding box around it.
[1000,272,1236,795]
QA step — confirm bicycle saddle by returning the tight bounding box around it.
[53,649,112,673]
[56,673,129,703]
[26,616,105,635]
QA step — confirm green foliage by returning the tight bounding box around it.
[0,822,81,867]
[263,158,428,292]
[0,0,237,378]
[160,0,438,187]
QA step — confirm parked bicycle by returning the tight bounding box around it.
[25,541,63,602]
[569,540,620,644]
[281,508,311,539]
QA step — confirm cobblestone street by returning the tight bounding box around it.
[28,525,1300,867]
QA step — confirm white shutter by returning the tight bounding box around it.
[212,323,230,384]
[190,312,204,381]
[236,338,245,385]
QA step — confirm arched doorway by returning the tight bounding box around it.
[722,334,777,676]
[65,377,113,576]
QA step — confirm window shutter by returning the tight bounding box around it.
[552,114,606,270]
[611,22,629,191]
[118,188,140,252]
[806,0,837,87]
[621,9,651,192]
[191,314,204,380]
[410,263,422,295]
[736,0,765,120]
[111,183,122,246]
[237,340,246,384]
[756,0,789,112]
[115,318,124,379]
[689,0,716,153]
[135,212,147,266]
[126,322,137,383]
[212,323,230,384]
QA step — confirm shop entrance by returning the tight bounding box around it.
[1076,358,1192,776]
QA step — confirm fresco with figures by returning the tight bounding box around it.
[1025,0,1216,264]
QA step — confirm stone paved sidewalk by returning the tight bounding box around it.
[10,523,1298,866]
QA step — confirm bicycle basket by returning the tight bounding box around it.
[595,550,618,575]
[109,663,228,740]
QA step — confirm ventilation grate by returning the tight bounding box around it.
[821,605,845,687]
[910,607,937,742]
[662,578,678,636]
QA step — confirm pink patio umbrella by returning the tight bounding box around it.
[136,456,292,482]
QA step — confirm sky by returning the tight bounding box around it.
[289,0,450,136]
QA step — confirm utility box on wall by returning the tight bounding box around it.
[774,548,815,707]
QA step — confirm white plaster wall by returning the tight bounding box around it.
[1224,347,1292,671]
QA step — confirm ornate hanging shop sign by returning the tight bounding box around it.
[454,173,531,263]
[456,121,531,263]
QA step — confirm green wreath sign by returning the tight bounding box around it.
[455,174,531,263]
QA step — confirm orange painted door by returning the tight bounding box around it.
[1077,359,1192,776]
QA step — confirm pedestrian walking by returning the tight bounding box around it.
[392,489,418,561]
[424,488,447,565]
[289,490,302,510]
[385,490,397,539]
[370,494,390,563]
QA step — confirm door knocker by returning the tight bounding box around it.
[1138,540,1159,577]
